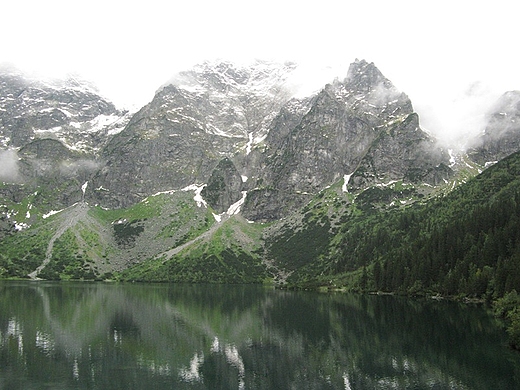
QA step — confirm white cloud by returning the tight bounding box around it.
[2,0,520,148]
[0,150,21,183]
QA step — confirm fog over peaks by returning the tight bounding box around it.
[0,149,21,183]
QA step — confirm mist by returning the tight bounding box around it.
[0,149,22,183]
[409,81,504,151]
[59,159,101,177]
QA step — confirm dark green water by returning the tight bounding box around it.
[0,281,519,389]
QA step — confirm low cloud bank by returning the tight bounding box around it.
[0,149,21,183]
[413,82,503,150]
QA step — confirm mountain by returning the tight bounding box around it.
[469,90,520,165]
[0,68,129,152]
[0,68,130,234]
[0,59,519,289]
[87,60,298,209]
[242,60,452,221]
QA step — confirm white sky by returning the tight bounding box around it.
[2,0,520,149]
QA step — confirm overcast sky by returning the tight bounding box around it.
[2,0,519,149]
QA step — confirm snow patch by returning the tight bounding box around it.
[226,191,247,216]
[342,173,352,192]
[241,175,248,182]
[245,133,254,155]
[182,184,208,208]
[448,149,458,167]
[148,189,177,198]
[42,209,64,219]
[33,126,62,134]
[86,114,122,133]
[81,181,88,195]
[375,180,399,188]
[14,222,30,231]
[206,122,239,138]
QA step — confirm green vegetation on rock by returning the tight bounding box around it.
[118,216,267,283]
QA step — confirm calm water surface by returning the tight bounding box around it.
[0,281,519,389]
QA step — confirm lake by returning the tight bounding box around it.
[0,281,519,389]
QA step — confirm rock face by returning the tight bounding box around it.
[0,59,492,230]
[18,138,98,207]
[4,58,520,280]
[242,60,452,221]
[86,59,452,217]
[0,68,131,213]
[87,61,299,208]
[201,158,244,213]
[168,60,297,140]
[469,91,520,165]
[87,84,244,208]
[349,113,451,190]
[0,68,128,153]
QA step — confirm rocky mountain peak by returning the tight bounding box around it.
[144,60,300,144]
[0,69,129,153]
[242,60,451,221]
[170,60,298,94]
[345,59,393,93]
[469,90,520,165]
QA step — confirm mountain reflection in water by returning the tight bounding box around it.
[0,281,519,389]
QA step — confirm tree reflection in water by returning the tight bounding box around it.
[0,281,519,389]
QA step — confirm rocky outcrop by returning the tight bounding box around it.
[349,113,451,190]
[242,60,451,221]
[87,61,299,208]
[469,91,520,165]
[201,158,243,213]
[87,84,246,208]
[0,68,128,153]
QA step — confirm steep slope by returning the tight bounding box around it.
[243,60,452,221]
[281,148,520,296]
[0,68,130,235]
[0,68,128,152]
[3,58,520,287]
[349,112,451,190]
[88,61,299,209]
[201,157,244,213]
[169,60,297,140]
[119,215,266,283]
[469,90,520,165]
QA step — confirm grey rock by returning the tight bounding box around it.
[0,68,128,153]
[88,61,299,208]
[201,158,243,213]
[242,60,451,221]
[350,113,451,190]
[469,91,520,165]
